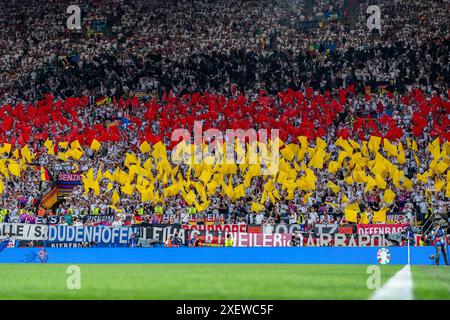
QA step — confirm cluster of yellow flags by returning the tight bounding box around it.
[1,135,449,218]
[78,136,450,216]
[0,144,40,193]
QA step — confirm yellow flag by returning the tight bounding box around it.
[406,138,411,150]
[328,161,340,174]
[435,179,445,192]
[341,195,349,204]
[446,174,450,198]
[383,189,396,204]
[58,142,69,149]
[403,177,413,190]
[345,175,353,185]
[308,148,326,169]
[373,207,389,223]
[70,140,81,150]
[414,154,420,167]
[90,139,101,152]
[2,143,11,154]
[121,184,135,196]
[8,161,21,177]
[397,143,406,164]
[383,139,397,157]
[111,190,120,204]
[199,170,212,184]
[44,139,55,155]
[364,176,377,192]
[428,137,441,159]
[347,202,361,213]
[21,145,33,163]
[360,212,369,224]
[68,148,83,161]
[139,141,151,153]
[184,190,197,205]
[417,171,429,184]
[280,145,295,161]
[326,181,340,193]
[43,139,52,149]
[375,174,386,189]
[316,137,327,150]
[57,152,68,161]
[303,192,313,204]
[368,136,381,154]
[251,202,265,212]
[344,208,358,223]
[234,184,245,199]
[335,137,353,154]
[436,161,448,174]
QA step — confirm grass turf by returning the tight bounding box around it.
[0,264,393,299]
[0,264,448,299]
[412,266,450,300]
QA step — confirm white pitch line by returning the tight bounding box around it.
[370,265,414,300]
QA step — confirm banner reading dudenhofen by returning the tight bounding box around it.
[0,223,48,240]
[47,225,139,244]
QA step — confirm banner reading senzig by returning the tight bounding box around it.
[48,225,139,244]
[0,223,48,240]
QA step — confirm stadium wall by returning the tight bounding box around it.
[0,247,442,265]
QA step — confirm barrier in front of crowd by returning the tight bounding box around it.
[0,246,440,265]
[0,222,439,249]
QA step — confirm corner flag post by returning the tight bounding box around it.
[407,236,411,265]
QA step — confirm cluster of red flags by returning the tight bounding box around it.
[0,88,449,155]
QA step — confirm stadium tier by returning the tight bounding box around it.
[0,87,448,242]
[0,0,449,302]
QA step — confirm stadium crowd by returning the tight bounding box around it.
[1,0,449,101]
[0,0,449,236]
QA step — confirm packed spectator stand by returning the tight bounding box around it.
[0,0,449,244]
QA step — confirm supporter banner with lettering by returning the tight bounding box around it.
[46,242,94,248]
[231,232,292,247]
[247,225,263,233]
[181,223,246,233]
[357,224,407,235]
[47,225,139,244]
[272,223,340,235]
[338,225,355,234]
[9,214,116,225]
[273,224,303,234]
[56,171,83,199]
[142,225,225,245]
[386,213,405,224]
[185,213,228,225]
[57,172,83,184]
[0,223,48,240]
[313,224,339,235]
[302,233,387,247]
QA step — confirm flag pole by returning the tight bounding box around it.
[407,235,411,265]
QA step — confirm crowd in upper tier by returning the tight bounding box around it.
[0,0,448,102]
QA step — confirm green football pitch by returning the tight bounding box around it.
[0,264,448,300]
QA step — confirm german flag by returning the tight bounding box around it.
[38,166,51,181]
[95,96,111,106]
[41,187,58,209]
